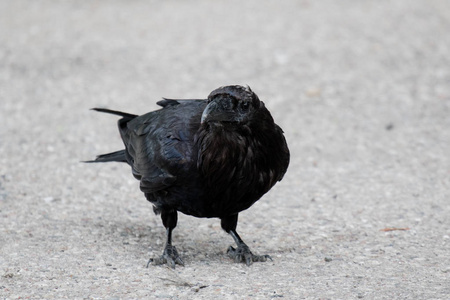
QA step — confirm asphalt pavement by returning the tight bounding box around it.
[1,0,450,299]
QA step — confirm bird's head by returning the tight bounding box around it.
[200,85,261,125]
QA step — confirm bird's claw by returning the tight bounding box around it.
[227,245,272,266]
[147,244,184,269]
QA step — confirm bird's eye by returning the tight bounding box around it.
[241,102,250,110]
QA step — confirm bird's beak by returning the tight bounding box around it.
[201,101,219,124]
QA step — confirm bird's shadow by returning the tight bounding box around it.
[78,215,234,266]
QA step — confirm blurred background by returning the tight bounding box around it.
[1,0,449,298]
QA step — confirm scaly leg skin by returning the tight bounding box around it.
[227,229,272,266]
[146,232,184,268]
[221,215,272,266]
[147,209,184,269]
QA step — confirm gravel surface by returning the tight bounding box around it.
[1,0,450,299]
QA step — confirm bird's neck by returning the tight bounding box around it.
[195,125,250,187]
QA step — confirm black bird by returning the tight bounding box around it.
[87,85,290,267]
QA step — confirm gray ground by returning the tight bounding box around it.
[1,0,450,299]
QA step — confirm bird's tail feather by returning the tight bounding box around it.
[85,108,136,164]
[84,150,127,163]
[91,108,138,120]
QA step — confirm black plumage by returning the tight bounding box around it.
[87,85,290,267]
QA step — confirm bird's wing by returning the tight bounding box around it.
[120,100,206,193]
[156,98,206,108]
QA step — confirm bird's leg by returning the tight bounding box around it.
[221,214,272,266]
[147,209,184,268]
[227,229,272,266]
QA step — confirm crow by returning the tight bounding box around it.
[86,85,290,267]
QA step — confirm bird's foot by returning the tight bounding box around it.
[227,244,272,266]
[147,244,184,269]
